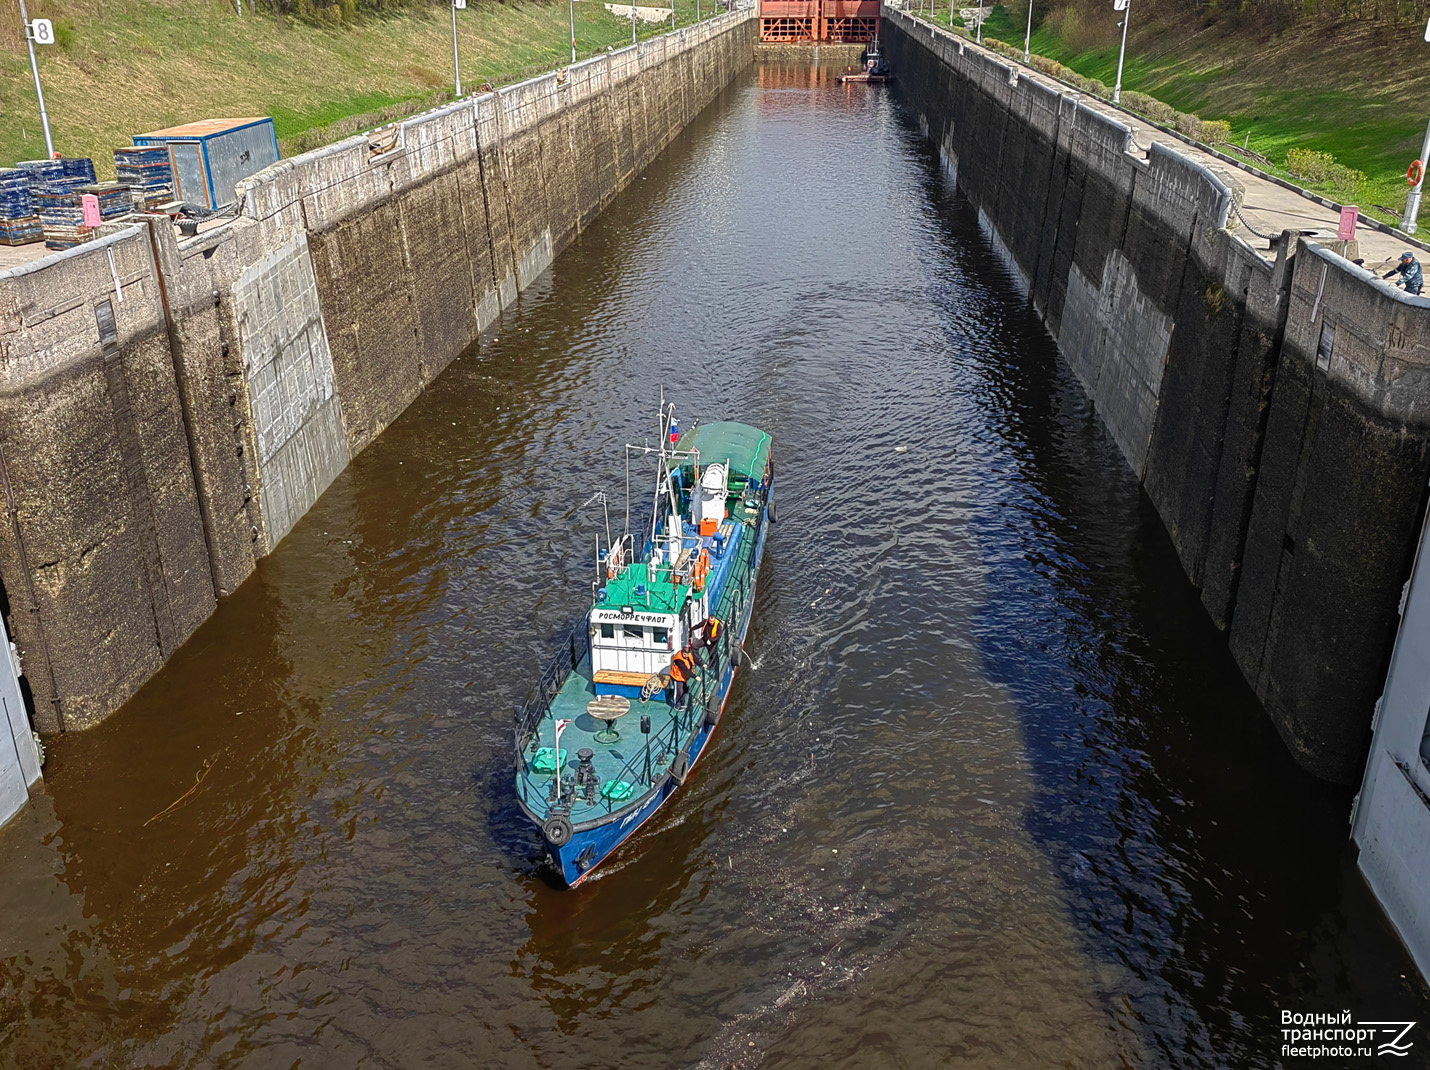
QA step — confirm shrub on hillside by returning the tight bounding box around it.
[1121,91,1175,124]
[1286,148,1336,181]
[1027,52,1106,95]
[273,0,446,26]
[1285,147,1366,198]
[1200,119,1232,144]
[1328,164,1366,198]
[1173,111,1203,140]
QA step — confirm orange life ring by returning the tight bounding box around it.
[1410,160,1425,187]
[692,549,711,592]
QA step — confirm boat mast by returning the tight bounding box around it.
[649,395,672,553]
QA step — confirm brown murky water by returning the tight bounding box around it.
[1,63,1426,1068]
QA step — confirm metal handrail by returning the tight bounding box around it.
[514,626,584,771]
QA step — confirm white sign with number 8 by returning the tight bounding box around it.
[28,18,55,44]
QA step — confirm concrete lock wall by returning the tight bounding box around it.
[884,11,1430,784]
[0,12,757,790]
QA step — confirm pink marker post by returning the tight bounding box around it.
[81,193,101,230]
[1336,204,1359,261]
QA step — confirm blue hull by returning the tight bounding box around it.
[544,510,769,887]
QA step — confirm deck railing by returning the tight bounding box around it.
[513,627,585,776]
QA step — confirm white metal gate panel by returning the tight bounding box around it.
[0,611,40,829]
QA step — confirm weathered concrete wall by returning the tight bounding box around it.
[0,12,757,753]
[885,11,1430,783]
[233,233,348,548]
[0,229,217,732]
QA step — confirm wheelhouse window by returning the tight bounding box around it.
[600,623,614,639]
[653,628,669,645]
[623,624,644,642]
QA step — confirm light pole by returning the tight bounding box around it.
[16,0,54,158]
[569,0,577,62]
[1023,0,1033,62]
[1112,0,1130,104]
[1404,17,1430,233]
[976,5,984,42]
[451,0,465,98]
[1404,120,1430,234]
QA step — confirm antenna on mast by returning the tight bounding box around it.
[579,492,612,551]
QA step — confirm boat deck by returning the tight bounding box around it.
[517,655,684,824]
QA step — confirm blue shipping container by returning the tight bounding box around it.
[133,117,280,211]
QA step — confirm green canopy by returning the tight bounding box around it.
[675,421,772,482]
[602,561,689,613]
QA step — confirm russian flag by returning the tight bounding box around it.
[669,420,680,444]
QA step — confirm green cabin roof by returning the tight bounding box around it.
[601,561,689,614]
[675,422,772,482]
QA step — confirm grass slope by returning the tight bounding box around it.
[942,4,1429,224]
[0,0,717,175]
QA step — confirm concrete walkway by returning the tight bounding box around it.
[0,241,49,272]
[1118,112,1410,270]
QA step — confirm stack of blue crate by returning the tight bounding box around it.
[78,182,135,220]
[113,147,173,207]
[57,157,97,187]
[41,207,92,250]
[16,159,64,187]
[0,168,41,246]
[0,169,33,217]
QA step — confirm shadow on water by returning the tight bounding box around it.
[890,102,1430,1065]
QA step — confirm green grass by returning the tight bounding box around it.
[915,5,1430,225]
[269,90,423,142]
[0,0,727,176]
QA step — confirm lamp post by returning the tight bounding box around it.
[632,0,638,45]
[1403,17,1430,233]
[451,0,465,97]
[1023,0,1033,62]
[569,0,577,62]
[976,4,983,42]
[1404,120,1430,235]
[16,0,55,158]
[1112,0,1130,104]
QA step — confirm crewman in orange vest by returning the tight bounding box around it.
[669,648,696,704]
[691,617,723,667]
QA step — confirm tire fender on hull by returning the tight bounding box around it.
[670,750,691,784]
[543,812,574,847]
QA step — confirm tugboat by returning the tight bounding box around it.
[840,41,892,83]
[513,400,775,887]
